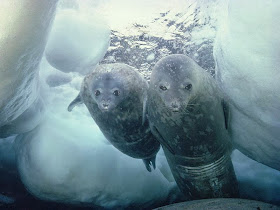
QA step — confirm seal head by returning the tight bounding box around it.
[68,63,160,172]
[90,73,126,112]
[151,55,200,113]
[148,54,239,199]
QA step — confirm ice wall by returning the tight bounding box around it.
[16,119,171,208]
[232,150,280,204]
[214,0,280,170]
[0,0,58,127]
[0,97,45,138]
[45,9,110,74]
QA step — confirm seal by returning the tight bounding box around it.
[147,54,239,199]
[68,63,160,172]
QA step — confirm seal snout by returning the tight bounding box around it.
[102,103,109,109]
[98,99,112,111]
[170,101,181,112]
[99,102,110,111]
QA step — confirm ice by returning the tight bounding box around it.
[95,0,181,31]
[15,118,171,207]
[0,0,58,127]
[0,194,15,204]
[1,0,279,207]
[214,0,280,171]
[10,59,172,208]
[0,136,17,173]
[232,150,280,204]
[58,0,79,10]
[0,96,45,138]
[147,53,155,62]
[45,9,110,74]
[46,72,72,88]
[157,149,174,183]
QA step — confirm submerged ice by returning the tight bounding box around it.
[0,0,58,128]
[0,1,173,207]
[45,8,110,74]
[0,0,280,208]
[13,59,174,208]
[16,116,171,207]
[214,0,280,171]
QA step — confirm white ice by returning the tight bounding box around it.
[214,0,280,171]
[0,136,17,173]
[13,59,174,208]
[232,150,280,204]
[45,8,110,74]
[0,1,173,207]
[146,53,155,62]
[1,0,280,207]
[0,97,45,138]
[15,116,172,207]
[0,0,58,127]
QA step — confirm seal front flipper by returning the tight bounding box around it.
[150,124,175,155]
[142,93,148,126]
[142,155,156,172]
[222,99,230,130]
[143,159,152,172]
[68,94,83,112]
[222,99,234,152]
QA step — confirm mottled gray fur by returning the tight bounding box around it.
[68,63,160,171]
[147,54,239,198]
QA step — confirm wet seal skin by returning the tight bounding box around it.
[68,63,160,172]
[147,54,239,199]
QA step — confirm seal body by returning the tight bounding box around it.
[68,63,160,171]
[147,54,239,199]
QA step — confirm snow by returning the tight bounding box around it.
[45,8,110,74]
[214,0,280,171]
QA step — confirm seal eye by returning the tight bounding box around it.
[185,84,192,90]
[160,85,167,91]
[95,90,101,96]
[113,90,120,96]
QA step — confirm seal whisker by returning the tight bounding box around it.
[182,108,191,115]
[189,95,198,103]
[147,54,239,200]
[69,63,160,172]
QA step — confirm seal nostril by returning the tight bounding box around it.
[170,101,180,112]
[171,103,179,108]
[102,103,109,109]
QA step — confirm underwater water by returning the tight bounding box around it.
[0,0,279,209]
